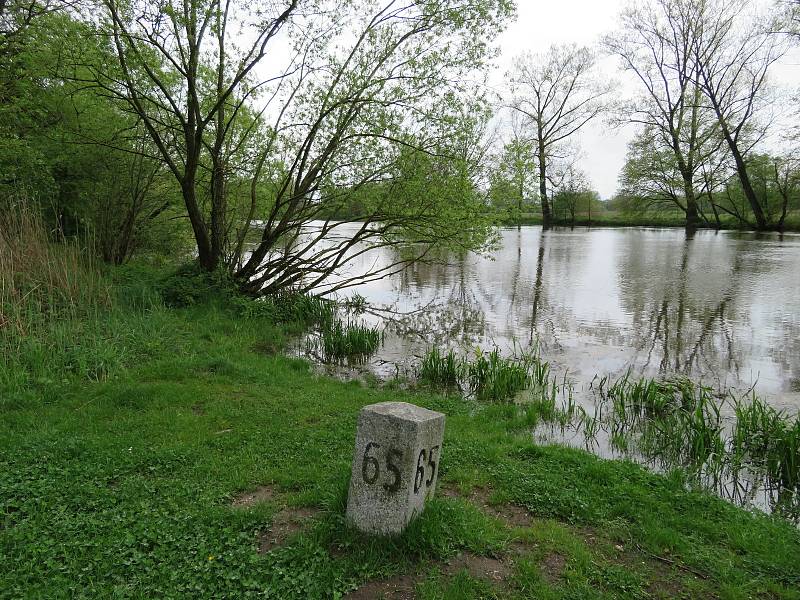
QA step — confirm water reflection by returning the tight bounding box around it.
[331,224,800,409]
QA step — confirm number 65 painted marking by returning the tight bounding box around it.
[361,442,403,493]
[414,445,440,494]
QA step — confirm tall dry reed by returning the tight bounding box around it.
[0,201,111,340]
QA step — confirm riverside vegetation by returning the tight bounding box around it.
[2,216,800,598]
[417,347,800,521]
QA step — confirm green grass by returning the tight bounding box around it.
[1,270,799,598]
[419,347,464,389]
[311,319,383,363]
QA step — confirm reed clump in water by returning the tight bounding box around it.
[313,319,383,363]
[416,345,565,404]
[731,397,800,507]
[418,347,463,388]
[465,348,532,402]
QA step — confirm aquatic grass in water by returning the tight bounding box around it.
[314,319,383,363]
[533,371,800,519]
[731,397,800,505]
[416,345,564,404]
[341,293,367,314]
[466,348,535,402]
[418,347,463,388]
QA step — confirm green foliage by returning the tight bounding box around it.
[159,263,240,308]
[0,11,185,263]
[488,137,538,219]
[419,348,464,388]
[312,319,383,363]
[550,167,602,223]
[618,129,800,231]
[235,293,336,328]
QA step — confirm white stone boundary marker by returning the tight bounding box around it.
[346,401,446,535]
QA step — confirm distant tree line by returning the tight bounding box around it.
[489,0,799,231]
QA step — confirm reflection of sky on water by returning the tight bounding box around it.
[310,223,800,410]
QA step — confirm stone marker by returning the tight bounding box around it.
[346,401,446,535]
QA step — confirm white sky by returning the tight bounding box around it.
[492,0,800,199]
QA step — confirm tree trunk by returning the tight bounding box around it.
[709,108,769,230]
[210,158,226,269]
[182,179,216,270]
[729,148,768,230]
[777,192,788,232]
[537,145,551,227]
[682,177,701,229]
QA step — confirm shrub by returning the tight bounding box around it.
[158,263,239,307]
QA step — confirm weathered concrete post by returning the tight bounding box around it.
[346,401,445,535]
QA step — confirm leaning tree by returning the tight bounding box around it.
[82,0,513,293]
[691,0,788,230]
[606,0,724,229]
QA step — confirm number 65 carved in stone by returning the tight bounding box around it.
[346,402,446,535]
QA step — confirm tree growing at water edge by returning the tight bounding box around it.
[692,0,788,230]
[81,0,513,293]
[606,0,723,229]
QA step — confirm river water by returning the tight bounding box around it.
[314,224,800,411]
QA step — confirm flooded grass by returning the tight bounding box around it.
[526,371,800,520]
[731,397,800,506]
[312,319,383,363]
[410,343,800,518]
[417,346,547,402]
[466,348,535,402]
[418,347,463,388]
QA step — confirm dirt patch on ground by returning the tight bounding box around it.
[443,552,511,583]
[343,573,419,600]
[540,552,567,584]
[231,484,278,508]
[344,551,511,599]
[612,544,696,598]
[257,506,321,553]
[232,484,320,553]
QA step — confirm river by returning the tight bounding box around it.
[316,224,800,411]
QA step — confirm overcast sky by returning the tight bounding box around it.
[491,0,799,200]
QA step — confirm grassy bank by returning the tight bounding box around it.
[502,211,800,232]
[1,269,800,598]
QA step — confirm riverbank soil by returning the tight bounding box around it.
[2,291,799,598]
